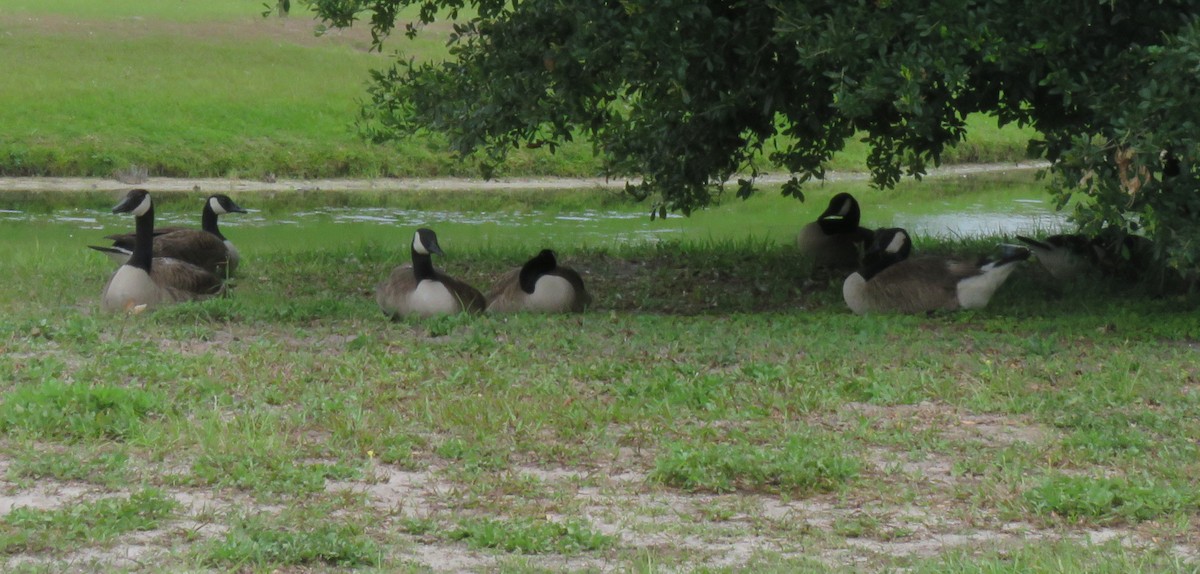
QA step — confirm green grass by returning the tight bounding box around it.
[0,382,162,441]
[0,174,1197,571]
[0,1,599,178]
[903,540,1198,573]
[5,448,130,487]
[1023,475,1199,524]
[445,517,613,554]
[0,1,1035,179]
[3,0,298,22]
[650,430,861,495]
[200,513,382,568]
[0,489,178,554]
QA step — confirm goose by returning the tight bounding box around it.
[486,249,592,313]
[1015,234,1105,281]
[796,192,875,270]
[1019,231,1190,293]
[375,228,486,319]
[100,189,225,313]
[843,228,1030,315]
[90,194,246,277]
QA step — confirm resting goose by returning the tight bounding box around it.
[100,189,225,312]
[375,228,486,319]
[1015,234,1105,281]
[486,249,591,313]
[796,192,875,270]
[91,194,246,277]
[843,228,1030,315]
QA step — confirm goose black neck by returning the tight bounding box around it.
[411,248,436,280]
[818,217,855,235]
[858,251,900,281]
[129,204,155,272]
[201,203,225,240]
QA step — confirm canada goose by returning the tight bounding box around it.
[1019,231,1191,294]
[91,194,246,277]
[796,192,875,269]
[1015,234,1105,281]
[100,189,225,312]
[375,228,486,319]
[486,249,592,313]
[843,228,1030,315]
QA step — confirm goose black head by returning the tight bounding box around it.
[519,249,559,294]
[112,189,152,217]
[209,194,248,215]
[858,227,912,279]
[412,228,444,256]
[816,193,862,235]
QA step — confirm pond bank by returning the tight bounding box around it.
[0,162,1048,193]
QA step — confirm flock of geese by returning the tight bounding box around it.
[93,188,1156,317]
[94,189,591,316]
[801,192,1181,313]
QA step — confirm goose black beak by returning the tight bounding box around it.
[112,194,142,214]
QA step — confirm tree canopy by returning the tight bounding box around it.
[311,0,1199,274]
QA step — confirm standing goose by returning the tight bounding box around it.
[796,192,876,270]
[843,228,1030,315]
[91,194,247,277]
[486,249,592,313]
[100,189,225,313]
[376,228,486,319]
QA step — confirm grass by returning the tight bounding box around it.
[445,518,613,554]
[0,382,162,441]
[1,175,1198,570]
[649,430,861,494]
[0,0,1036,179]
[200,513,382,569]
[1022,475,1199,524]
[0,489,178,554]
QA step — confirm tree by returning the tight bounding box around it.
[310,0,1199,276]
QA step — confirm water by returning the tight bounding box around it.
[0,177,1072,247]
[888,198,1069,238]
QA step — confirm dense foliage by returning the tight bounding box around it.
[311,0,1199,273]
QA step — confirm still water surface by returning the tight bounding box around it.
[0,177,1072,247]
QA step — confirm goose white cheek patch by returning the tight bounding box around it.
[133,195,152,217]
[412,233,431,255]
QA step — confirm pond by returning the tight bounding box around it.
[0,170,1072,252]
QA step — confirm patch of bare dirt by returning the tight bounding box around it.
[838,401,1056,448]
[3,448,1197,572]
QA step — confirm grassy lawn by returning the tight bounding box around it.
[1,176,1198,571]
[0,0,1036,180]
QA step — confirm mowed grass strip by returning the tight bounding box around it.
[0,2,599,179]
[1,1,1033,179]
